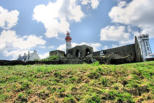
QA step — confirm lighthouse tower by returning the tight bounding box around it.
[65,32,72,53]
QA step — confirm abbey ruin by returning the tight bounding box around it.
[48,32,154,64]
[14,32,154,65]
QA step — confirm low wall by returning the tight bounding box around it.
[0,59,84,66]
[0,60,65,66]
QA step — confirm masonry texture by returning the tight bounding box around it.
[12,33,153,65]
[67,45,93,58]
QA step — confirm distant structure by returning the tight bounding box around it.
[137,34,152,61]
[18,50,40,62]
[49,50,65,58]
[93,34,153,63]
[48,33,154,64]
[65,32,72,53]
[16,33,153,64]
[67,45,93,58]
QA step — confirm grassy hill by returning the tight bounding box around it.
[0,61,154,103]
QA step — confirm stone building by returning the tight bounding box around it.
[48,33,153,64]
[18,50,40,62]
[49,50,65,58]
[67,45,93,58]
[137,34,152,61]
[94,34,153,62]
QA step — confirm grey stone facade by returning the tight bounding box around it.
[47,34,153,64]
[49,50,65,58]
[16,34,153,64]
[67,45,93,58]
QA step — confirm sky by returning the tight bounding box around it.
[0,0,154,60]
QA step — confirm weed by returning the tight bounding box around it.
[101,77,108,87]
[86,93,101,103]
[37,89,50,100]
[0,61,153,102]
[16,93,27,103]
[92,61,100,66]
[21,81,30,91]
[64,94,75,103]
[88,71,100,79]
[0,94,8,101]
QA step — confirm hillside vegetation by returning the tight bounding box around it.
[0,61,154,103]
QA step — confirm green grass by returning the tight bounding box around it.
[0,61,154,103]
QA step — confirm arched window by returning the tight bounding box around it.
[76,49,81,58]
[85,48,91,56]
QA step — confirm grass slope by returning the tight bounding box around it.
[0,61,154,103]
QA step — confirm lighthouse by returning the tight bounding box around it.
[65,32,72,53]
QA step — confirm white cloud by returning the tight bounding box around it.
[100,25,130,41]
[48,45,54,49]
[81,0,99,9]
[57,42,101,52]
[33,0,84,38]
[0,30,46,59]
[111,44,119,48]
[119,39,134,45]
[0,30,46,50]
[39,52,49,59]
[91,0,99,9]
[0,6,19,29]
[103,45,109,50]
[3,49,28,60]
[57,44,66,51]
[109,0,154,37]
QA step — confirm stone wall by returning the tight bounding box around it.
[67,45,93,58]
[103,44,136,62]
[49,50,65,58]
[135,36,143,62]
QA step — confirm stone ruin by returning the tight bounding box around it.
[13,32,154,65]
[48,33,154,64]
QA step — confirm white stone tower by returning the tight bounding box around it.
[65,32,72,53]
[137,34,152,61]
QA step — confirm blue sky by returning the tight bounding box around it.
[0,0,154,60]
